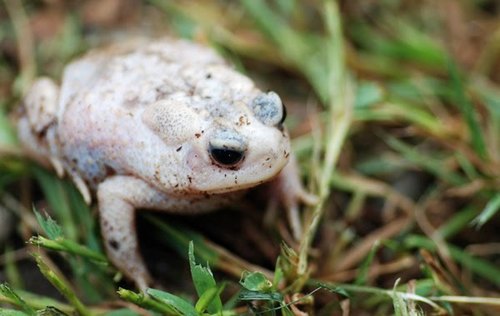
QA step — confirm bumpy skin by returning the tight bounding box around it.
[17,38,315,290]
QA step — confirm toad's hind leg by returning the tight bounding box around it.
[17,78,92,203]
[17,78,62,173]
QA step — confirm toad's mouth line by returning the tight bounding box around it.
[192,160,288,195]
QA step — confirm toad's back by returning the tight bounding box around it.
[56,39,266,192]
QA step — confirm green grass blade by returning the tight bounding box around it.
[437,207,478,239]
[0,308,30,316]
[145,215,219,265]
[32,168,77,241]
[354,240,380,285]
[29,236,108,263]
[118,288,179,315]
[448,61,487,160]
[386,137,466,185]
[0,284,36,316]
[194,284,225,314]
[404,235,500,286]
[33,254,90,316]
[471,193,500,228]
[147,288,197,316]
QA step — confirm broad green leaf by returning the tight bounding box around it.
[33,209,63,240]
[188,241,222,314]
[239,271,273,292]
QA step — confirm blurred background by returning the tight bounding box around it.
[0,1,499,315]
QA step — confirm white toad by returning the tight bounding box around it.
[16,38,315,290]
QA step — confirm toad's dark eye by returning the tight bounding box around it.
[209,148,244,167]
[279,103,287,125]
[208,129,247,168]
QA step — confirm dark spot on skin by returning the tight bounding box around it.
[195,133,201,138]
[176,146,182,152]
[206,73,212,79]
[104,165,117,176]
[238,116,246,126]
[201,130,204,134]
[109,239,120,250]
[285,152,290,158]
[187,176,193,183]
[175,184,179,188]
[265,157,271,161]
[36,127,48,140]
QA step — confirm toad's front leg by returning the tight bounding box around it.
[97,176,170,291]
[97,175,233,291]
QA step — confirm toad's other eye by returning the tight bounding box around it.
[251,91,286,127]
[209,129,247,168]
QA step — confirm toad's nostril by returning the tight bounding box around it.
[208,129,247,168]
